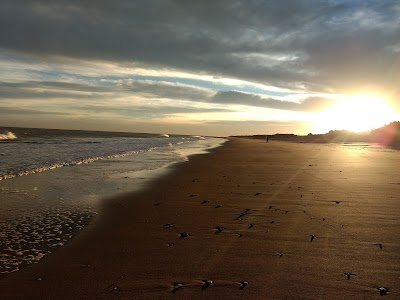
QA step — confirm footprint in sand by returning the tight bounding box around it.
[179,232,192,238]
[201,279,213,290]
[235,213,246,220]
[172,283,186,293]
[343,272,356,280]
[235,209,250,220]
[377,287,390,296]
[238,281,249,290]
[214,227,225,234]
[163,223,175,229]
[328,200,341,204]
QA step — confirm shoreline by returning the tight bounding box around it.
[0,138,399,299]
[0,137,225,276]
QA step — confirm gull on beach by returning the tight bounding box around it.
[215,204,223,208]
[310,235,317,242]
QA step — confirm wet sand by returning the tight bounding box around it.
[0,138,399,299]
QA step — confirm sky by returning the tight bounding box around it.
[1,0,400,136]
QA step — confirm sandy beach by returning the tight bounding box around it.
[0,138,399,299]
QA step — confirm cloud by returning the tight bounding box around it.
[0,81,112,99]
[0,80,336,113]
[3,1,399,135]
[116,79,214,102]
[71,104,232,116]
[1,0,400,92]
[0,79,213,101]
[212,91,335,112]
[0,106,72,116]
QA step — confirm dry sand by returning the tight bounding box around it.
[0,138,399,299]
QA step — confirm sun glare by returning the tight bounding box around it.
[313,94,398,134]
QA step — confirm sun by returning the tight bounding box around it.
[313,94,398,134]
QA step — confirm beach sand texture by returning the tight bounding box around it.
[0,138,399,299]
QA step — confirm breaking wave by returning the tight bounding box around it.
[0,131,17,140]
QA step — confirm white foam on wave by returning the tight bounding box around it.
[0,133,219,181]
[0,131,17,140]
[0,148,146,181]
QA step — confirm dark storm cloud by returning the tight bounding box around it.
[2,0,400,92]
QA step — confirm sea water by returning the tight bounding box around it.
[0,127,226,274]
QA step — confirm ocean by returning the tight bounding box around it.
[0,127,226,274]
